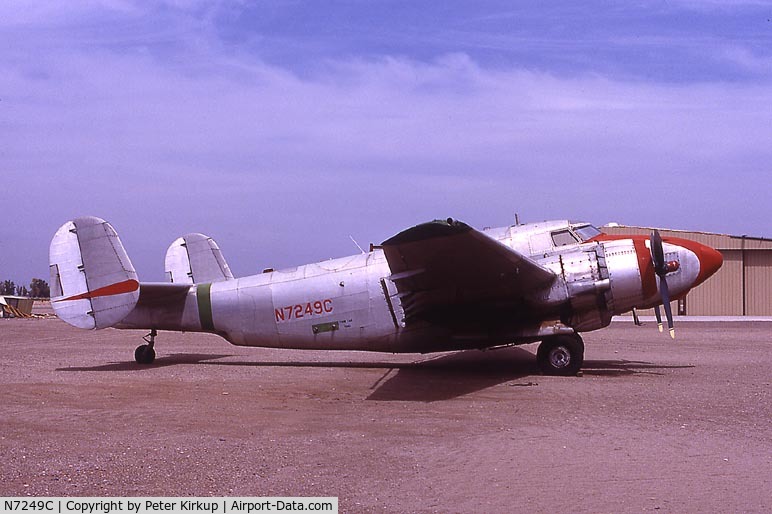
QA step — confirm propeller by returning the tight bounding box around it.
[650,230,675,339]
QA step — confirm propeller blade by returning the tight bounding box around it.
[654,305,663,333]
[660,275,675,339]
[650,229,675,338]
[651,230,665,273]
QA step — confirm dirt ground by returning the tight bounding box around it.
[1,318,770,513]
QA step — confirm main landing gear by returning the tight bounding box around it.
[134,329,157,364]
[537,334,584,376]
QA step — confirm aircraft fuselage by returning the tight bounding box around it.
[117,225,720,353]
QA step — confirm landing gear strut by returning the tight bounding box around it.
[134,329,157,364]
[537,334,584,376]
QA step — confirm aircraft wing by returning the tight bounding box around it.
[381,219,556,323]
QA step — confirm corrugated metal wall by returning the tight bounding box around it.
[688,250,743,315]
[746,251,772,315]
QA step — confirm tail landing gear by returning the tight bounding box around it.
[537,334,584,376]
[134,329,157,364]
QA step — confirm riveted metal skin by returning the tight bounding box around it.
[50,217,723,355]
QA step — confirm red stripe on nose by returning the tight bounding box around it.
[633,238,657,299]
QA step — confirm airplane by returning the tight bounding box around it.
[49,216,723,375]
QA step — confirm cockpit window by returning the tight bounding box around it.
[573,225,602,241]
[551,229,579,247]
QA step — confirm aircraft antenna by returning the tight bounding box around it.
[349,235,366,254]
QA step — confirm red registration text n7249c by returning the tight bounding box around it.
[275,299,333,322]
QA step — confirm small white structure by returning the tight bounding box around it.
[0,295,35,318]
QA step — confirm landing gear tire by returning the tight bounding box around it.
[537,334,584,376]
[134,344,156,364]
[134,329,157,364]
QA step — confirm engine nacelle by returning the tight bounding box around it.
[557,245,614,332]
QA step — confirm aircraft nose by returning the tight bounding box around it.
[694,243,723,286]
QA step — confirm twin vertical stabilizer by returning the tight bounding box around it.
[49,217,234,332]
[49,217,140,329]
[164,233,234,284]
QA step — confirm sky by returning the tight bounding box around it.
[1,0,771,285]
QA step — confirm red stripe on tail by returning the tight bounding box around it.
[54,279,140,302]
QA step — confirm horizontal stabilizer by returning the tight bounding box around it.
[165,233,234,284]
[49,217,140,329]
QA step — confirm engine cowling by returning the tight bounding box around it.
[559,245,614,332]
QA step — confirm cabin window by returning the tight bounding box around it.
[551,230,578,247]
[574,225,602,241]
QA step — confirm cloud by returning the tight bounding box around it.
[719,45,772,75]
[1,2,770,283]
[7,46,769,181]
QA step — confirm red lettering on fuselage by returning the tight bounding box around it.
[275,299,334,323]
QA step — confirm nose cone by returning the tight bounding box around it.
[694,244,723,286]
[662,236,723,289]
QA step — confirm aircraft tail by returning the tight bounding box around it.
[164,233,234,284]
[49,217,140,329]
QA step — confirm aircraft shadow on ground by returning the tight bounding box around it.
[581,360,694,377]
[195,347,692,402]
[56,348,539,400]
[363,356,696,401]
[192,347,541,401]
[56,350,693,401]
[56,354,235,372]
[364,348,539,401]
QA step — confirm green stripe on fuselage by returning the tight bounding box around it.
[196,283,214,331]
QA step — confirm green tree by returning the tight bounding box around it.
[0,280,16,295]
[30,278,50,298]
[16,285,29,297]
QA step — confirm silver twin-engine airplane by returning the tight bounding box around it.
[49,216,723,375]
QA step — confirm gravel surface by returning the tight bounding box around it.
[1,318,770,513]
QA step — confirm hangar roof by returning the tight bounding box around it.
[600,225,772,251]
